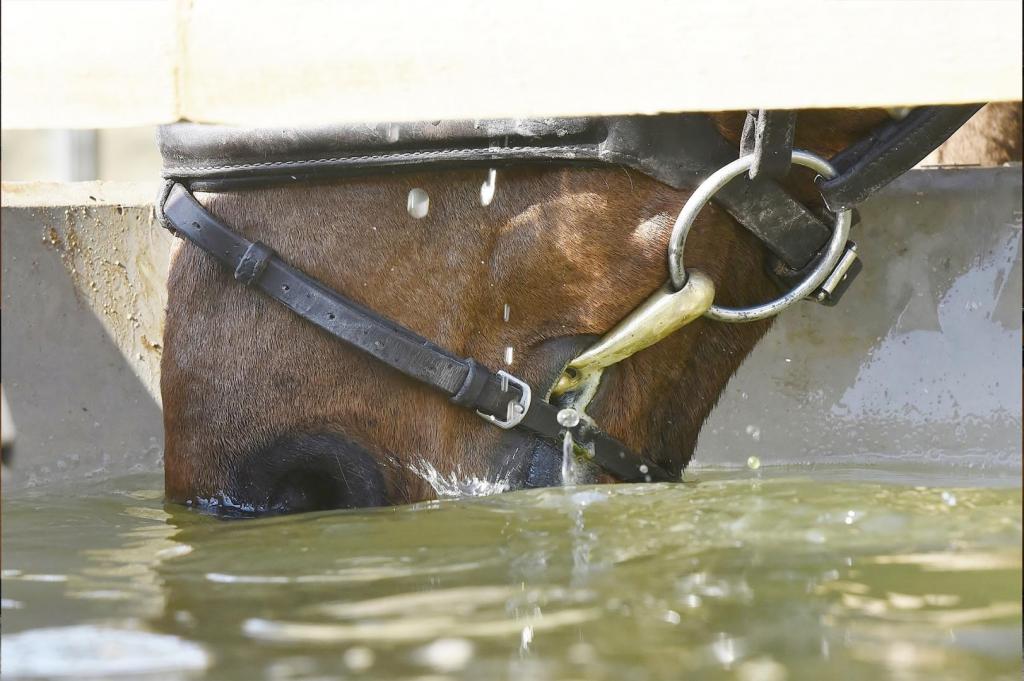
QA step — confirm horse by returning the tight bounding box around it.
[156,106,990,514]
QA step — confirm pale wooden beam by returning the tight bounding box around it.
[1,1,178,129]
[2,0,1021,130]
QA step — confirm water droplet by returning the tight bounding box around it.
[662,610,681,625]
[941,491,957,507]
[385,123,400,143]
[745,425,761,441]
[746,456,761,470]
[407,188,429,219]
[480,168,497,206]
[502,303,510,322]
[711,634,739,667]
[561,430,576,485]
[520,625,533,651]
[557,408,580,428]
[504,346,514,365]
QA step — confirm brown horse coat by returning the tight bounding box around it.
[161,109,909,512]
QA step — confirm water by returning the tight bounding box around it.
[1,467,1020,680]
[406,188,429,219]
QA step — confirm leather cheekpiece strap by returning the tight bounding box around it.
[740,109,797,180]
[817,104,983,211]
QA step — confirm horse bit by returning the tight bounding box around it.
[157,106,981,484]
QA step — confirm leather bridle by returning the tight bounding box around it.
[157,106,981,486]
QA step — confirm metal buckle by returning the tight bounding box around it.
[476,370,532,429]
[811,240,860,306]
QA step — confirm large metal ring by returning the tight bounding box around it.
[667,150,852,322]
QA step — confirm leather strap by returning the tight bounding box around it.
[610,114,833,270]
[160,114,836,271]
[740,109,797,180]
[161,183,673,483]
[817,104,983,211]
[159,108,983,272]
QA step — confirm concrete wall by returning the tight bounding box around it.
[1,167,1020,491]
[696,166,1021,474]
[2,182,169,490]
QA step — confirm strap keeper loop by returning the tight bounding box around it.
[234,241,275,286]
[451,359,489,408]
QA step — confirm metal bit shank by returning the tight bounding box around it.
[552,270,715,396]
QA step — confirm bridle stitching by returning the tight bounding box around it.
[163,145,592,175]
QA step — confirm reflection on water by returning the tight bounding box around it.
[1,468,1020,680]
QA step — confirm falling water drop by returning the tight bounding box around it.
[520,625,533,652]
[385,123,400,143]
[747,456,761,470]
[480,169,497,206]
[562,430,577,485]
[504,346,514,365]
[557,408,580,428]
[502,303,510,323]
[407,188,430,219]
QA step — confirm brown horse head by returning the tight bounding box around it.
[160,109,891,514]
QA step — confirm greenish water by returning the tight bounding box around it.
[1,467,1020,680]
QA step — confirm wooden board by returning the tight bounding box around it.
[2,0,1022,128]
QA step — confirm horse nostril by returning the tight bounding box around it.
[224,432,388,515]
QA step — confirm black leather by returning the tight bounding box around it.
[817,104,984,211]
[161,183,673,484]
[234,241,275,286]
[159,114,835,270]
[741,110,797,180]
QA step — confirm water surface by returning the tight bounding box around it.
[2,466,1020,680]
